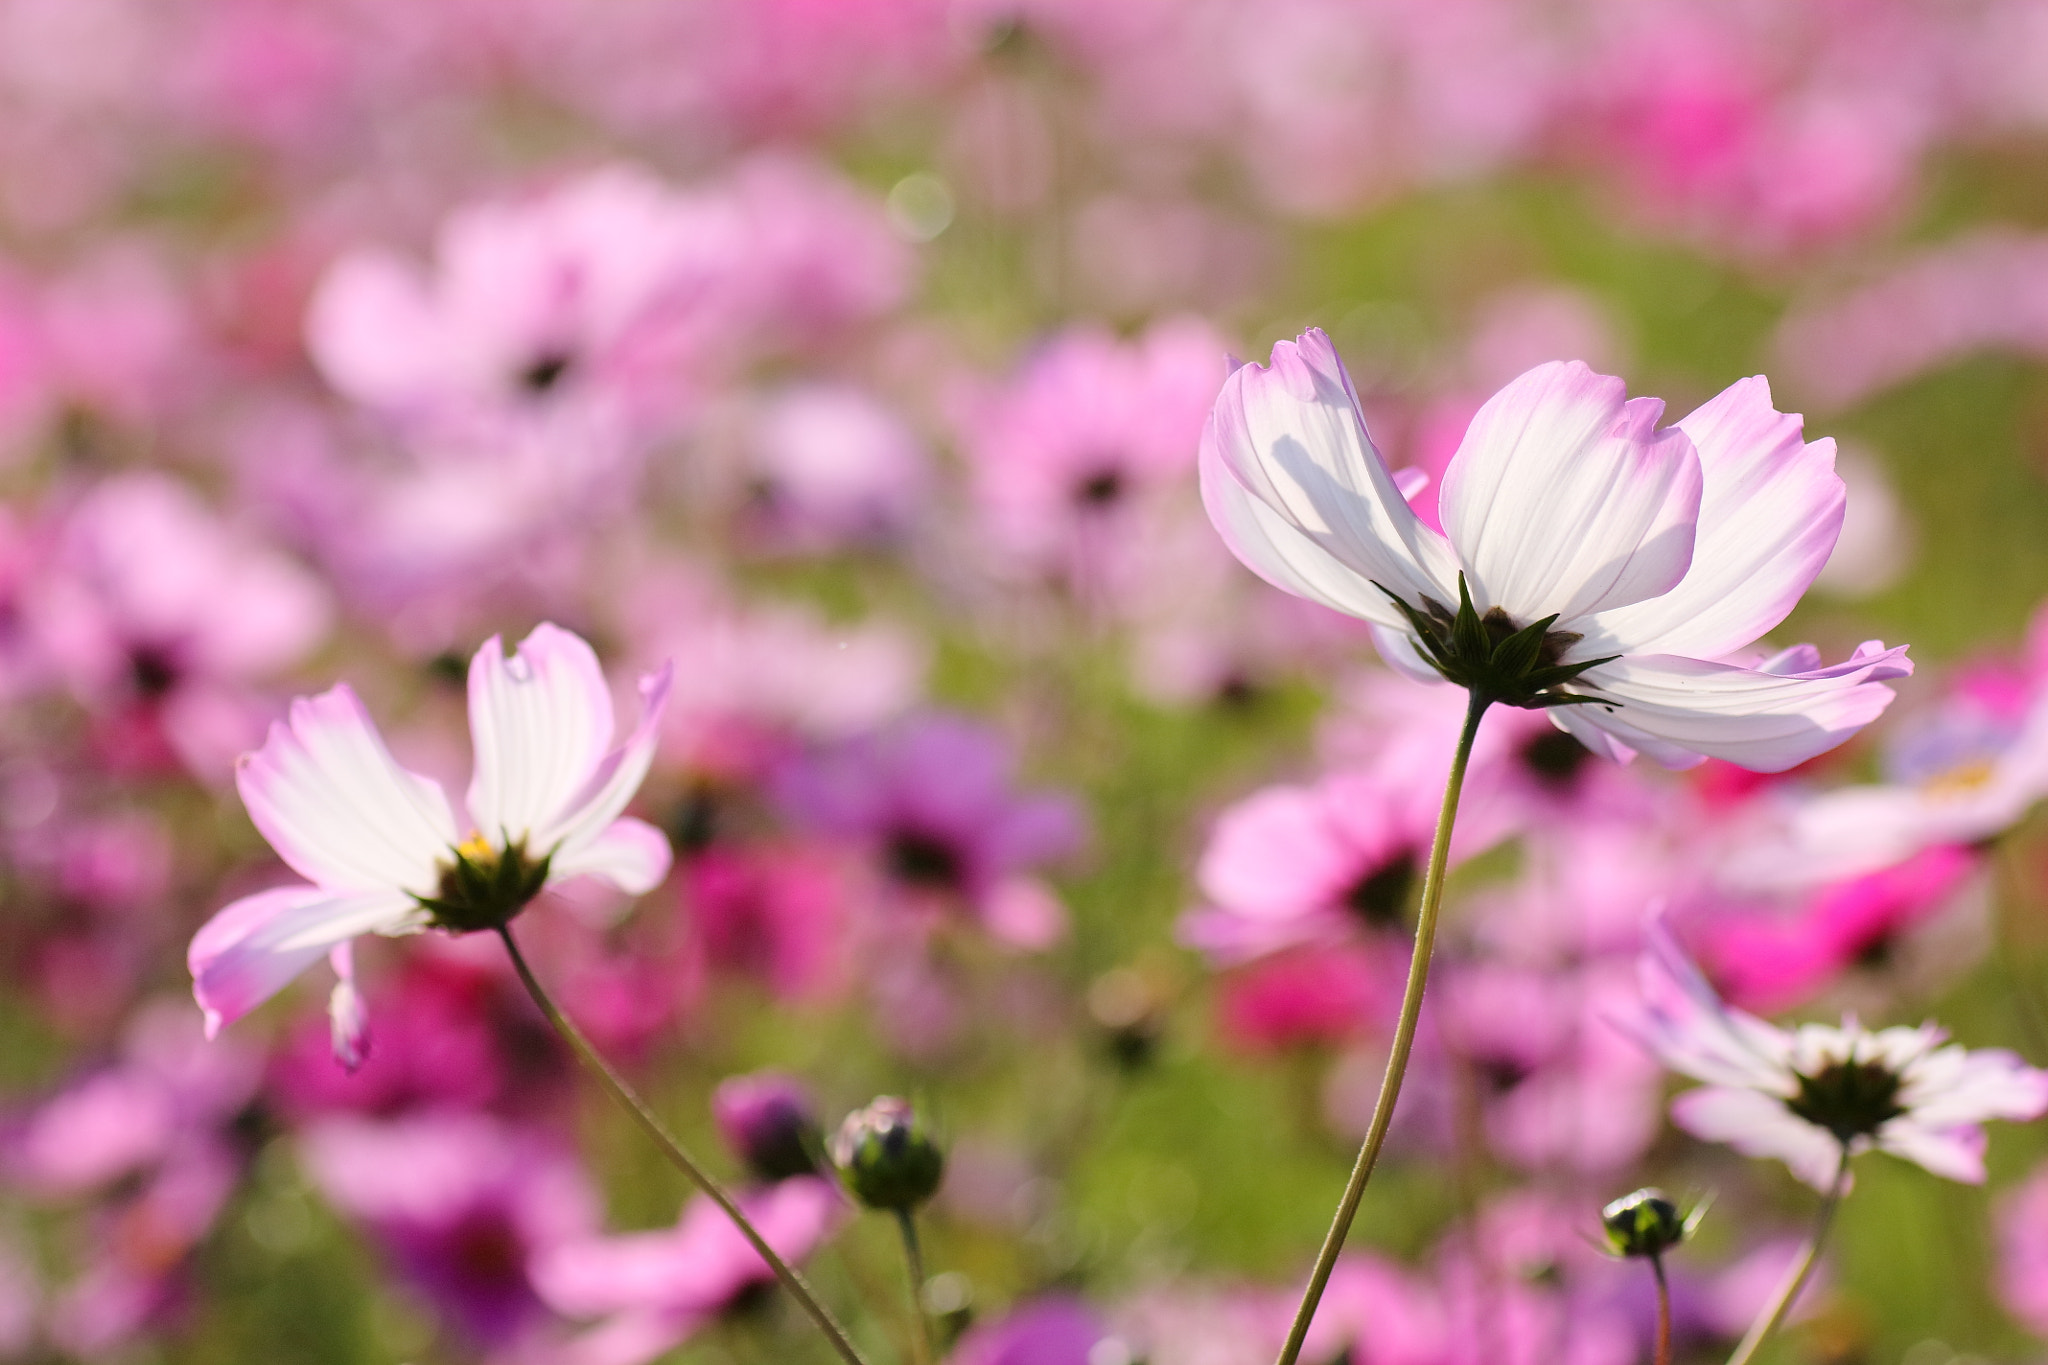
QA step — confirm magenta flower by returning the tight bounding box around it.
[1201,330,1908,771]
[300,1112,600,1350]
[530,1176,845,1365]
[1996,1159,2048,1337]
[1633,922,2048,1187]
[188,623,672,1042]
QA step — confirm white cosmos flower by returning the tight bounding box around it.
[1631,921,2048,1187]
[1199,329,1910,771]
[189,623,673,1039]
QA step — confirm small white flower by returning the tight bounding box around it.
[189,624,673,1040]
[1631,921,2048,1187]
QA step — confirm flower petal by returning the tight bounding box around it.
[1439,361,1702,625]
[1876,1120,1988,1183]
[1579,377,1844,659]
[549,817,673,896]
[467,624,617,846]
[541,661,674,861]
[1670,1086,1844,1190]
[189,884,420,1037]
[1560,644,1909,773]
[1199,330,1457,629]
[237,684,458,895]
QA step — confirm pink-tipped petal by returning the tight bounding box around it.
[1198,330,1457,628]
[237,684,457,896]
[189,884,417,1037]
[1581,377,1846,659]
[1565,645,1909,773]
[548,817,673,896]
[1877,1122,1988,1184]
[327,942,370,1073]
[1440,361,1703,625]
[541,661,673,863]
[467,624,617,846]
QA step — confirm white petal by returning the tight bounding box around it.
[1671,1087,1844,1189]
[237,684,458,895]
[1564,645,1909,773]
[541,662,673,862]
[1199,330,1457,629]
[1876,1120,1987,1183]
[548,818,673,896]
[1579,378,1844,659]
[1440,361,1702,626]
[467,624,617,846]
[189,884,420,1037]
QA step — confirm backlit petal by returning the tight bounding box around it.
[1580,377,1844,659]
[467,624,617,846]
[237,684,457,895]
[189,884,419,1038]
[1440,361,1702,625]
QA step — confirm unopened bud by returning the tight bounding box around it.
[713,1072,822,1183]
[830,1096,944,1211]
[1601,1188,1693,1259]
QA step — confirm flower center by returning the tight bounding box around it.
[886,829,965,890]
[1343,850,1417,928]
[1919,758,1998,801]
[1518,728,1592,790]
[517,349,575,395]
[1072,466,1126,508]
[418,833,552,934]
[1784,1058,1907,1142]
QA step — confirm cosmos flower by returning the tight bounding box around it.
[188,624,672,1042]
[1631,922,2048,1187]
[1199,330,1909,771]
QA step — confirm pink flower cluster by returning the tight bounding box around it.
[3,0,2048,1360]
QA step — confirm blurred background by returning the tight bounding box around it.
[4,1,2048,1362]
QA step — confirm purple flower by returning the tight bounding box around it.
[773,712,1084,947]
[300,1111,599,1349]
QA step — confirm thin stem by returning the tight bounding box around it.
[1725,1147,1851,1365]
[894,1208,932,1365]
[1651,1255,1672,1365]
[1272,688,1491,1365]
[495,925,870,1365]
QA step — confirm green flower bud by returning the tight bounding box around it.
[830,1097,944,1211]
[1601,1188,1696,1259]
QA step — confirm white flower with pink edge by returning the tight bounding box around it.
[1200,329,1910,771]
[188,624,673,1050]
[1632,921,2048,1188]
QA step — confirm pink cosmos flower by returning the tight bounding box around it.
[530,1176,846,1365]
[959,317,1226,601]
[9,1004,263,1356]
[1632,921,2048,1187]
[301,1111,600,1350]
[188,623,672,1045]
[1201,330,1909,771]
[1704,843,1985,1012]
[771,712,1084,948]
[1731,632,2048,889]
[740,382,928,552]
[950,1296,1110,1365]
[22,472,333,778]
[1180,769,1482,965]
[1996,1158,2048,1336]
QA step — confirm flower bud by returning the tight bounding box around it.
[713,1072,823,1183]
[1600,1188,1692,1259]
[830,1096,944,1211]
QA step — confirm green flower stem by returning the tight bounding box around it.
[894,1208,933,1365]
[1272,687,1492,1365]
[495,925,870,1365]
[1652,1255,1673,1365]
[1725,1147,1851,1365]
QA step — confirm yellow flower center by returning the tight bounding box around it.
[1920,758,1997,801]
